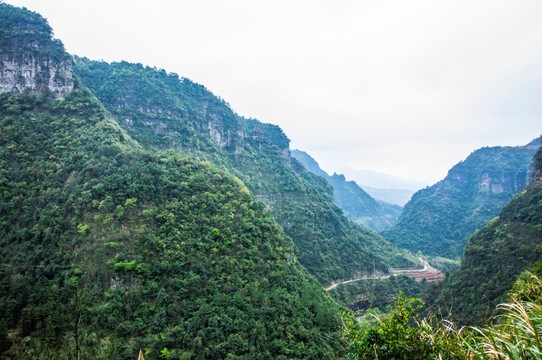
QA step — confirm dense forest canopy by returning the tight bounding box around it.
[0,4,347,358]
[2,3,542,359]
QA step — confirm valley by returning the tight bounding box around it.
[325,257,444,292]
[0,3,541,359]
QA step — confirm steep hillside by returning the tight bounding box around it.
[74,57,419,285]
[0,4,345,358]
[434,143,542,324]
[382,140,539,258]
[291,149,402,231]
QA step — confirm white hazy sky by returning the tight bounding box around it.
[5,0,542,186]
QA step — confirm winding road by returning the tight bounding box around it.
[324,257,444,292]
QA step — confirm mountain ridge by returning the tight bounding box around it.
[74,56,418,284]
[291,149,402,231]
[382,139,540,258]
[433,141,542,324]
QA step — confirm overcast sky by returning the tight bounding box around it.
[5,0,542,186]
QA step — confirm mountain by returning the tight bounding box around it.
[291,149,402,231]
[361,186,416,207]
[333,168,426,206]
[433,143,542,324]
[335,168,427,192]
[0,4,345,358]
[73,57,419,285]
[382,139,540,258]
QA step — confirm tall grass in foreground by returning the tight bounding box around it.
[343,272,542,359]
[461,272,542,359]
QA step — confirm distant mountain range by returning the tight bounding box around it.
[291,150,402,231]
[361,186,417,207]
[335,168,428,191]
[329,168,427,206]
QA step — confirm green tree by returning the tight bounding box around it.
[0,318,11,353]
[343,293,465,359]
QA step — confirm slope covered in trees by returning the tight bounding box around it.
[0,4,346,358]
[382,140,539,258]
[291,149,402,231]
[73,57,418,285]
[433,142,542,324]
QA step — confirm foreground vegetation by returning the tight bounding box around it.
[343,272,542,359]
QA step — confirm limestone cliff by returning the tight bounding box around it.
[0,5,73,99]
[530,137,542,186]
[382,137,540,258]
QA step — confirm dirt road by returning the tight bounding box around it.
[324,257,444,291]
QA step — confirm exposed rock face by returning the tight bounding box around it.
[0,54,74,99]
[529,139,542,186]
[208,119,232,148]
[382,138,540,258]
[0,6,74,99]
[478,172,526,194]
[532,168,542,187]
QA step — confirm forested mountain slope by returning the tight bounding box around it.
[0,4,345,358]
[382,140,539,258]
[433,142,542,324]
[291,149,401,231]
[73,57,418,285]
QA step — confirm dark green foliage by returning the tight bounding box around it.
[74,57,417,285]
[0,8,348,354]
[291,149,401,231]
[0,4,68,61]
[435,144,542,324]
[383,141,539,258]
[329,275,424,313]
[0,86,345,358]
[0,318,10,353]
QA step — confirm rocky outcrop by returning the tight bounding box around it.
[529,138,542,186]
[383,138,540,258]
[0,5,74,99]
[0,53,73,99]
[478,172,526,194]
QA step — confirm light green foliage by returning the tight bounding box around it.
[459,273,542,359]
[343,293,465,359]
[345,274,542,359]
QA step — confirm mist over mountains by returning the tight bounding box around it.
[291,149,402,231]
